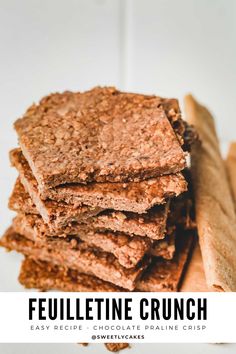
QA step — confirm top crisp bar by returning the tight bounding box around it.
[14,87,186,187]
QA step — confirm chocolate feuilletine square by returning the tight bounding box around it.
[9,178,171,239]
[10,148,187,214]
[14,87,187,187]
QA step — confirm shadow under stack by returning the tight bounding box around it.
[0,87,196,292]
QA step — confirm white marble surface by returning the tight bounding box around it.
[1,343,236,354]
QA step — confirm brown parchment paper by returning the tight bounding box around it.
[184,95,236,292]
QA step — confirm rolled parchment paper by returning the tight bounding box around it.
[185,95,236,291]
[226,142,236,211]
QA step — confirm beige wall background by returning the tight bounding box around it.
[1,0,235,137]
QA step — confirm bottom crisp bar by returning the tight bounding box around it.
[18,232,193,292]
[19,257,123,292]
[0,227,150,291]
[105,344,130,352]
[79,343,130,353]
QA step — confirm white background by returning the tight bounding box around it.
[0,0,235,353]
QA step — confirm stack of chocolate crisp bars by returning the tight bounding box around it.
[1,87,196,292]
